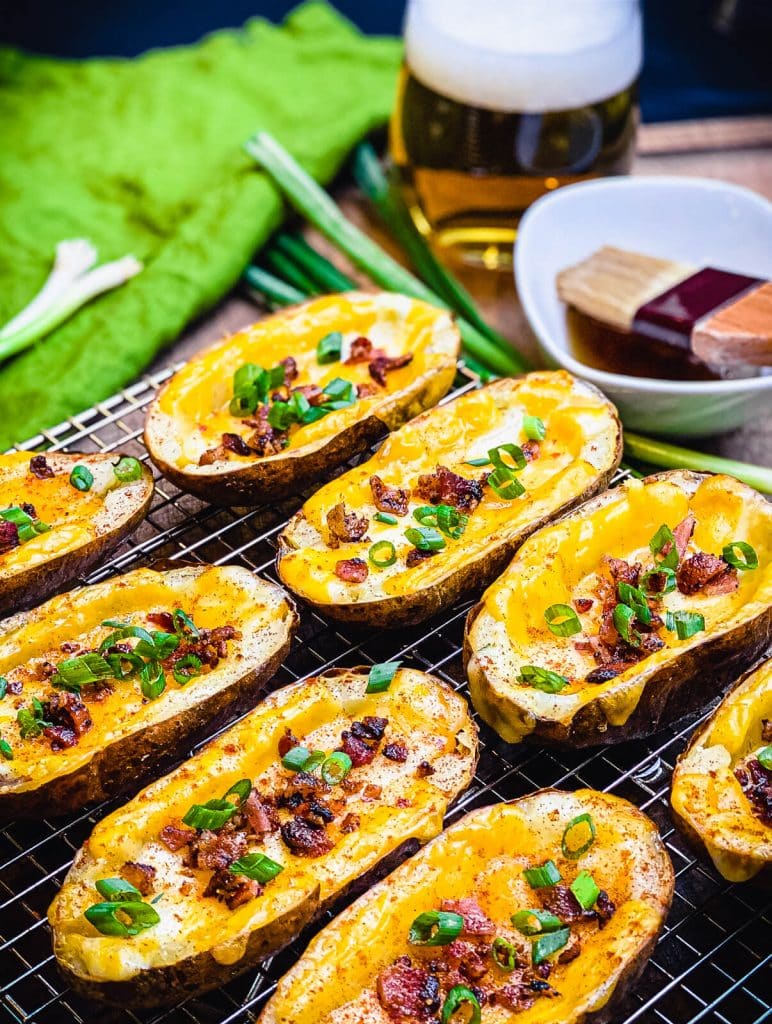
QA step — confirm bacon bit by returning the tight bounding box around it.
[357,381,379,399]
[6,678,22,696]
[370,475,409,516]
[383,742,409,763]
[42,692,92,752]
[416,760,435,778]
[21,502,37,518]
[362,784,382,801]
[377,960,441,1020]
[291,384,325,406]
[191,828,248,871]
[204,869,262,909]
[735,759,772,826]
[198,445,228,466]
[0,520,19,555]
[242,791,279,836]
[278,728,300,757]
[762,719,772,743]
[172,624,240,670]
[353,716,388,741]
[677,552,729,595]
[702,570,739,597]
[441,898,496,937]
[80,680,114,704]
[407,547,436,569]
[29,454,54,479]
[221,432,252,457]
[538,885,595,924]
[327,502,369,547]
[345,336,374,364]
[245,405,287,457]
[120,862,156,896]
[595,890,616,925]
[558,933,582,964]
[574,597,593,613]
[522,440,540,462]
[415,465,484,512]
[369,352,413,386]
[159,821,195,851]
[603,556,641,588]
[585,666,622,684]
[673,513,696,560]
[340,813,360,834]
[147,611,175,632]
[280,816,334,858]
[279,356,298,384]
[334,557,368,583]
[339,731,377,767]
[497,975,559,1011]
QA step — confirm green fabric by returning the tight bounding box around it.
[0,2,401,448]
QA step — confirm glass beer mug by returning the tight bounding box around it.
[390,0,643,266]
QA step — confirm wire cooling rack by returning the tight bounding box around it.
[1,364,770,1024]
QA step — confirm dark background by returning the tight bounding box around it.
[2,0,771,123]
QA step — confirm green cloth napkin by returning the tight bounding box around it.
[0,2,401,449]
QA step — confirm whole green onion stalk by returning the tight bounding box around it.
[0,240,142,363]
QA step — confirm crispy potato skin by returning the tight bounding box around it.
[144,293,460,506]
[49,667,478,1007]
[0,453,153,618]
[259,788,674,1024]
[276,373,623,629]
[465,470,772,748]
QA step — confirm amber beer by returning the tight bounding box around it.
[390,0,642,264]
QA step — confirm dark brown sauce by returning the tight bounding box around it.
[566,308,719,381]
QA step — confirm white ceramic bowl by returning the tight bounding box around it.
[515,176,772,436]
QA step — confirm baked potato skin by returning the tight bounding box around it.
[276,373,623,629]
[144,293,460,506]
[0,452,154,618]
[465,470,772,748]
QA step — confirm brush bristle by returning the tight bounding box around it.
[556,246,693,331]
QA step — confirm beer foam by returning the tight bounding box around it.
[405,0,642,113]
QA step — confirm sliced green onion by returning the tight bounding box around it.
[665,610,706,640]
[517,665,569,693]
[366,661,402,694]
[532,927,570,965]
[488,443,527,472]
[523,859,561,888]
[321,751,353,785]
[282,745,311,772]
[69,464,94,492]
[17,698,52,739]
[369,540,396,569]
[544,604,582,638]
[0,738,13,760]
[104,649,145,681]
[302,750,327,773]
[613,603,641,648]
[617,582,652,626]
[441,985,481,1024]
[140,661,165,700]
[522,415,546,441]
[511,909,563,935]
[757,746,772,770]
[173,608,200,639]
[570,870,600,910]
[173,654,202,686]
[99,623,156,653]
[0,506,51,543]
[95,878,143,902]
[0,677,6,699]
[84,900,160,937]
[374,511,397,525]
[640,566,677,596]
[316,331,343,364]
[225,779,253,804]
[464,456,491,467]
[113,457,143,483]
[51,652,114,692]
[149,631,180,660]
[561,813,596,859]
[487,466,525,500]
[722,541,758,571]
[183,797,238,830]
[405,525,446,552]
[413,505,439,527]
[229,853,285,883]
[436,505,468,540]
[649,524,679,571]
[408,910,464,947]
[491,936,518,971]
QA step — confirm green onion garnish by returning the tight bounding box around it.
[517,665,569,693]
[173,654,202,686]
[224,778,252,804]
[113,456,143,483]
[441,985,481,1024]
[182,797,238,831]
[570,870,600,909]
[17,698,52,738]
[281,745,311,772]
[173,609,200,639]
[229,363,286,417]
[321,751,352,785]
[665,610,706,640]
[511,909,563,935]
[491,936,518,971]
[408,910,464,947]
[722,541,758,571]
[302,750,327,773]
[413,504,467,540]
[488,443,527,472]
[640,566,677,596]
[487,466,525,500]
[464,456,492,467]
[51,653,114,692]
[374,511,397,525]
[617,582,652,625]
[613,603,641,648]
[366,661,401,693]
[139,661,165,700]
[405,525,446,552]
[229,853,285,883]
[522,415,546,441]
[84,900,160,937]
[0,506,51,543]
[758,746,772,770]
[523,859,561,888]
[649,524,679,571]
[95,878,143,902]
[369,540,396,568]
[69,464,94,492]
[316,331,343,364]
[0,677,6,699]
[532,927,570,965]
[544,605,582,638]
[561,813,596,859]
[0,738,13,760]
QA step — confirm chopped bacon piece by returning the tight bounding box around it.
[339,731,377,767]
[21,502,37,518]
[204,868,262,909]
[558,933,582,964]
[199,445,228,466]
[383,743,409,763]
[335,558,368,583]
[172,624,240,670]
[604,556,641,588]
[370,475,409,516]
[221,432,252,457]
[407,548,436,568]
[327,502,369,547]
[377,960,441,1020]
[735,759,772,826]
[42,692,92,752]
[369,352,413,386]
[120,861,156,896]
[441,898,496,937]
[279,356,298,384]
[0,520,19,555]
[357,381,379,399]
[677,552,729,595]
[147,611,175,632]
[639,634,666,655]
[242,791,279,836]
[538,885,595,924]
[586,665,622,684]
[574,597,593,613]
[595,890,616,925]
[192,828,247,871]
[443,939,489,982]
[497,976,557,1011]
[159,821,195,851]
[280,816,334,858]
[702,570,739,597]
[245,405,287,457]
[353,716,388,741]
[345,336,374,364]
[362,784,382,801]
[340,813,360,834]
[6,678,22,695]
[29,454,54,479]
[415,465,484,512]
[278,728,300,757]
[522,440,540,462]
[762,719,772,743]
[416,760,435,778]
[290,384,325,406]
[673,513,696,559]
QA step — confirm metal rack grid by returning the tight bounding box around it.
[1,366,770,1024]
